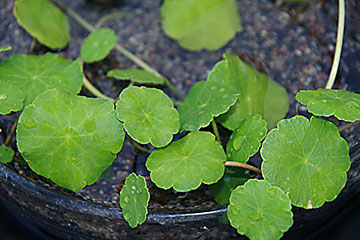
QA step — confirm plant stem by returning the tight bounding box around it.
[325,0,345,89]
[82,75,115,102]
[339,121,359,132]
[224,161,262,175]
[4,120,17,146]
[94,12,129,30]
[129,138,151,153]
[211,120,222,144]
[57,1,184,100]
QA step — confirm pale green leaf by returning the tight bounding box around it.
[161,0,242,51]
[17,88,125,191]
[296,88,360,122]
[116,86,179,148]
[0,53,83,107]
[227,179,293,240]
[14,0,70,49]
[146,131,226,192]
[213,52,289,130]
[226,114,267,163]
[0,145,14,164]
[120,173,150,228]
[261,116,350,209]
[107,69,165,85]
[0,81,25,115]
[209,167,250,205]
[178,80,238,131]
[81,28,117,63]
[0,46,12,53]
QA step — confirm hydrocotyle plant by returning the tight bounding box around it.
[0,0,354,239]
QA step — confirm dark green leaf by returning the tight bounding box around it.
[146,131,226,192]
[0,145,14,164]
[296,88,360,122]
[17,88,125,191]
[227,179,293,240]
[261,116,350,209]
[120,173,150,228]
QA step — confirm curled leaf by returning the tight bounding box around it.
[107,69,165,85]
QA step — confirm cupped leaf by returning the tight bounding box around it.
[227,179,293,240]
[296,88,360,122]
[178,80,238,131]
[0,46,12,53]
[209,167,250,205]
[0,53,82,107]
[80,28,117,63]
[107,69,165,85]
[226,114,267,163]
[120,173,150,228]
[17,88,125,191]
[0,81,25,115]
[14,0,70,49]
[261,116,350,209]
[116,86,179,148]
[0,145,14,164]
[146,131,226,192]
[213,52,289,130]
[161,0,242,51]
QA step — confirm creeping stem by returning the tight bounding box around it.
[325,0,345,89]
[224,161,262,175]
[55,1,184,100]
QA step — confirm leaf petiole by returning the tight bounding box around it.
[212,119,222,144]
[224,161,262,175]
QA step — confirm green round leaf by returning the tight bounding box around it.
[80,28,117,63]
[120,173,150,228]
[107,69,165,85]
[178,80,238,131]
[261,116,350,209]
[296,88,360,122]
[0,46,12,53]
[116,86,179,148]
[214,52,289,130]
[0,145,14,164]
[0,53,83,107]
[227,179,293,240]
[0,81,25,115]
[209,167,250,205]
[161,0,242,51]
[17,88,125,191]
[14,0,70,49]
[146,131,226,192]
[226,114,267,163]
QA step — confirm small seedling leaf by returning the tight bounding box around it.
[0,53,82,107]
[0,81,25,115]
[116,86,179,148]
[81,28,117,63]
[17,88,125,191]
[227,179,293,240]
[161,0,242,51]
[107,69,165,85]
[0,46,12,53]
[296,88,360,122]
[226,114,267,163]
[213,52,289,130]
[261,116,350,209]
[146,131,226,192]
[14,0,70,49]
[209,167,250,205]
[120,173,150,228]
[0,145,14,164]
[178,80,238,131]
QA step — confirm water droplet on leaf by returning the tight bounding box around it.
[269,189,276,198]
[24,118,36,129]
[125,213,131,220]
[131,185,137,191]
[231,207,240,215]
[124,196,130,203]
[0,94,7,100]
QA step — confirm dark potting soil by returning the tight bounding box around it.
[1,0,360,239]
